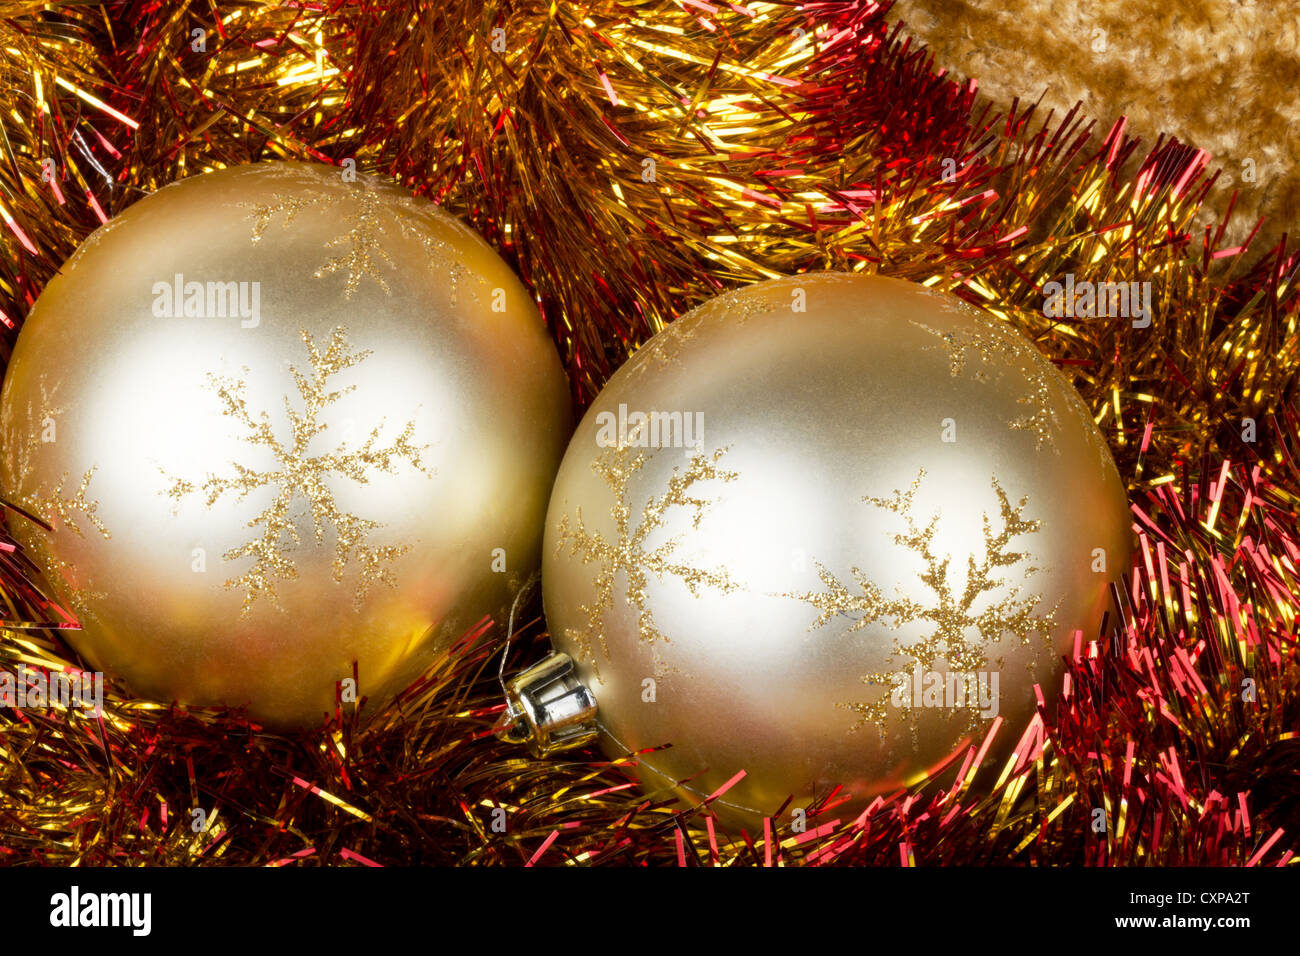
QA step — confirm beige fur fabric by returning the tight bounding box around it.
[890,0,1299,250]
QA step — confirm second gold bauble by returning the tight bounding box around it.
[542,273,1130,823]
[0,162,571,727]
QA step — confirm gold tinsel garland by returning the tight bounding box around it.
[0,0,1296,865]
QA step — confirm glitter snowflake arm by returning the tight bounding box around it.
[632,446,737,546]
[223,486,300,613]
[629,447,741,602]
[959,481,1039,612]
[554,509,606,565]
[789,562,886,631]
[243,184,400,300]
[553,441,740,666]
[162,326,430,614]
[317,419,430,483]
[641,547,739,597]
[30,468,111,540]
[160,374,283,510]
[913,319,1065,452]
[313,191,394,298]
[247,194,322,241]
[794,471,1057,733]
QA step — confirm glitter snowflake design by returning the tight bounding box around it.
[24,468,110,542]
[791,470,1056,734]
[4,376,63,481]
[914,320,1058,450]
[553,428,739,676]
[913,309,1111,472]
[243,167,484,304]
[622,285,785,383]
[20,469,112,623]
[2,381,111,622]
[623,312,704,379]
[163,327,431,614]
[247,187,392,299]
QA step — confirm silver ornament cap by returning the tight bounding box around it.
[496,651,599,757]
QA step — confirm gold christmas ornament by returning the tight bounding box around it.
[0,162,571,728]
[534,274,1130,824]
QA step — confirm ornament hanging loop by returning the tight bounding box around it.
[495,651,599,757]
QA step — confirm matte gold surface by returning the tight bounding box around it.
[543,274,1130,823]
[1,162,571,728]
